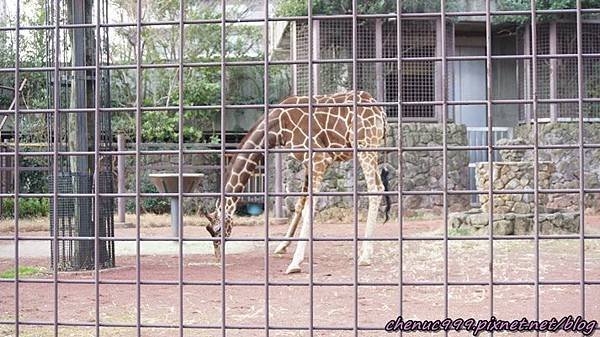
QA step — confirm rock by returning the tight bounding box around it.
[513,202,531,214]
[493,219,514,235]
[465,208,482,214]
[513,214,533,234]
[497,137,528,162]
[470,213,489,227]
[449,213,466,228]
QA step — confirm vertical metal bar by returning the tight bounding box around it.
[484,0,495,330]
[135,0,143,334]
[117,134,126,224]
[529,1,541,335]
[13,0,20,334]
[220,0,227,335]
[375,19,384,102]
[94,0,102,334]
[440,0,449,330]
[307,0,314,335]
[549,22,558,122]
[290,22,297,96]
[263,0,270,335]
[395,1,404,335]
[274,153,282,218]
[52,0,60,335]
[523,25,532,123]
[575,0,586,321]
[435,18,444,121]
[311,20,319,96]
[177,0,185,336]
[351,0,358,334]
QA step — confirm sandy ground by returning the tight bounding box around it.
[1,215,600,337]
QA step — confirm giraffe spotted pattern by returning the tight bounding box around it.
[203,90,389,274]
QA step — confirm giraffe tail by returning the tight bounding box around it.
[381,166,391,224]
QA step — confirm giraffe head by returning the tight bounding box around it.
[202,209,233,259]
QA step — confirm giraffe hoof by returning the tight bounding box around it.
[285,265,301,274]
[274,244,288,254]
[358,257,372,266]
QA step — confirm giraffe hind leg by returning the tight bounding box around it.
[357,151,384,266]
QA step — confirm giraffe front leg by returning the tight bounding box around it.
[275,173,308,255]
[285,158,329,274]
[274,196,305,254]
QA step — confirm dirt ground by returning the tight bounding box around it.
[1,214,600,337]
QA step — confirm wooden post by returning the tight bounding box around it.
[117,134,126,224]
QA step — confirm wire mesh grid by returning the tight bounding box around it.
[0,0,600,337]
[382,19,438,119]
[522,21,600,120]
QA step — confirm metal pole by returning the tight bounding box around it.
[171,197,179,238]
[117,133,126,224]
[549,21,558,122]
[375,19,384,102]
[274,152,283,218]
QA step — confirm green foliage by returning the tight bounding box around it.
[275,0,600,23]
[1,198,50,219]
[275,0,452,16]
[0,0,55,142]
[19,157,49,194]
[495,0,600,25]
[0,266,46,279]
[107,0,276,142]
[276,0,392,16]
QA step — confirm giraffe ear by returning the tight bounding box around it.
[200,210,216,224]
[205,224,217,237]
[207,211,217,223]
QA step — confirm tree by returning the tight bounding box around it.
[108,0,284,142]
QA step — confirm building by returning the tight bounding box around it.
[272,7,600,126]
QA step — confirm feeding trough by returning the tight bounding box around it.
[148,173,204,237]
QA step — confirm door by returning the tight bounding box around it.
[453,46,487,127]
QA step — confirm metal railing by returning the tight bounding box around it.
[0,0,598,336]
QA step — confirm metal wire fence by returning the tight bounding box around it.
[0,0,600,336]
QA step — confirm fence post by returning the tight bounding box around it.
[117,134,126,224]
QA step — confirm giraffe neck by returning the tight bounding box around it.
[218,114,282,218]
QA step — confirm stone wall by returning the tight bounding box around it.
[281,123,470,215]
[475,161,554,214]
[449,210,580,235]
[514,123,600,212]
[122,123,472,216]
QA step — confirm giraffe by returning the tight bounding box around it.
[202,90,390,274]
